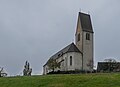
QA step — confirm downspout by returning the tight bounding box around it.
[66,53,68,71]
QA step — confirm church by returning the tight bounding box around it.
[43,12,94,75]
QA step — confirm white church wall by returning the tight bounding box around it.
[55,52,82,71]
[43,65,48,75]
[66,52,82,71]
[67,52,75,71]
[60,54,67,71]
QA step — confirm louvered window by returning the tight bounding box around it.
[78,33,80,41]
[86,33,90,40]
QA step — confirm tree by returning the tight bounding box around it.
[23,61,32,76]
[0,67,7,77]
[0,67,3,77]
[47,58,60,72]
[104,58,117,72]
[104,58,116,62]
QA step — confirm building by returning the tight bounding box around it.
[97,62,120,72]
[43,12,94,75]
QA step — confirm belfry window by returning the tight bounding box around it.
[86,33,90,40]
[70,56,72,66]
[78,33,80,41]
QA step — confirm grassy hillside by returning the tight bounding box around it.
[0,73,120,87]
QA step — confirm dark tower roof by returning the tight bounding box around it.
[79,12,93,33]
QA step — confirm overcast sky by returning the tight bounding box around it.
[0,0,120,75]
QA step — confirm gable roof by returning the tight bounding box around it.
[79,12,93,33]
[50,43,82,60]
[43,43,82,66]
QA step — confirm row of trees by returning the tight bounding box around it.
[0,58,118,76]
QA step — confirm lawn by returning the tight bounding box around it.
[0,73,120,87]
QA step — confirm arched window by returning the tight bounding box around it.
[70,56,72,66]
[78,33,80,41]
[86,33,90,40]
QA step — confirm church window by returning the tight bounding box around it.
[78,33,80,41]
[86,33,90,40]
[70,56,72,66]
[58,54,60,57]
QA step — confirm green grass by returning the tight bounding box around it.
[0,73,120,87]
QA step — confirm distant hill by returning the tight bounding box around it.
[0,73,120,87]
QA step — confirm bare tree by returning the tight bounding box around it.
[104,58,117,72]
[104,58,116,62]
[47,58,60,72]
[0,67,7,77]
[0,67,3,77]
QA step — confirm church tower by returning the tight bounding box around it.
[75,12,94,71]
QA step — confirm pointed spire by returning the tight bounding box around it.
[78,12,93,33]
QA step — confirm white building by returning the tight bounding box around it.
[43,12,94,75]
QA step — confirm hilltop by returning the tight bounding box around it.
[0,73,120,87]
